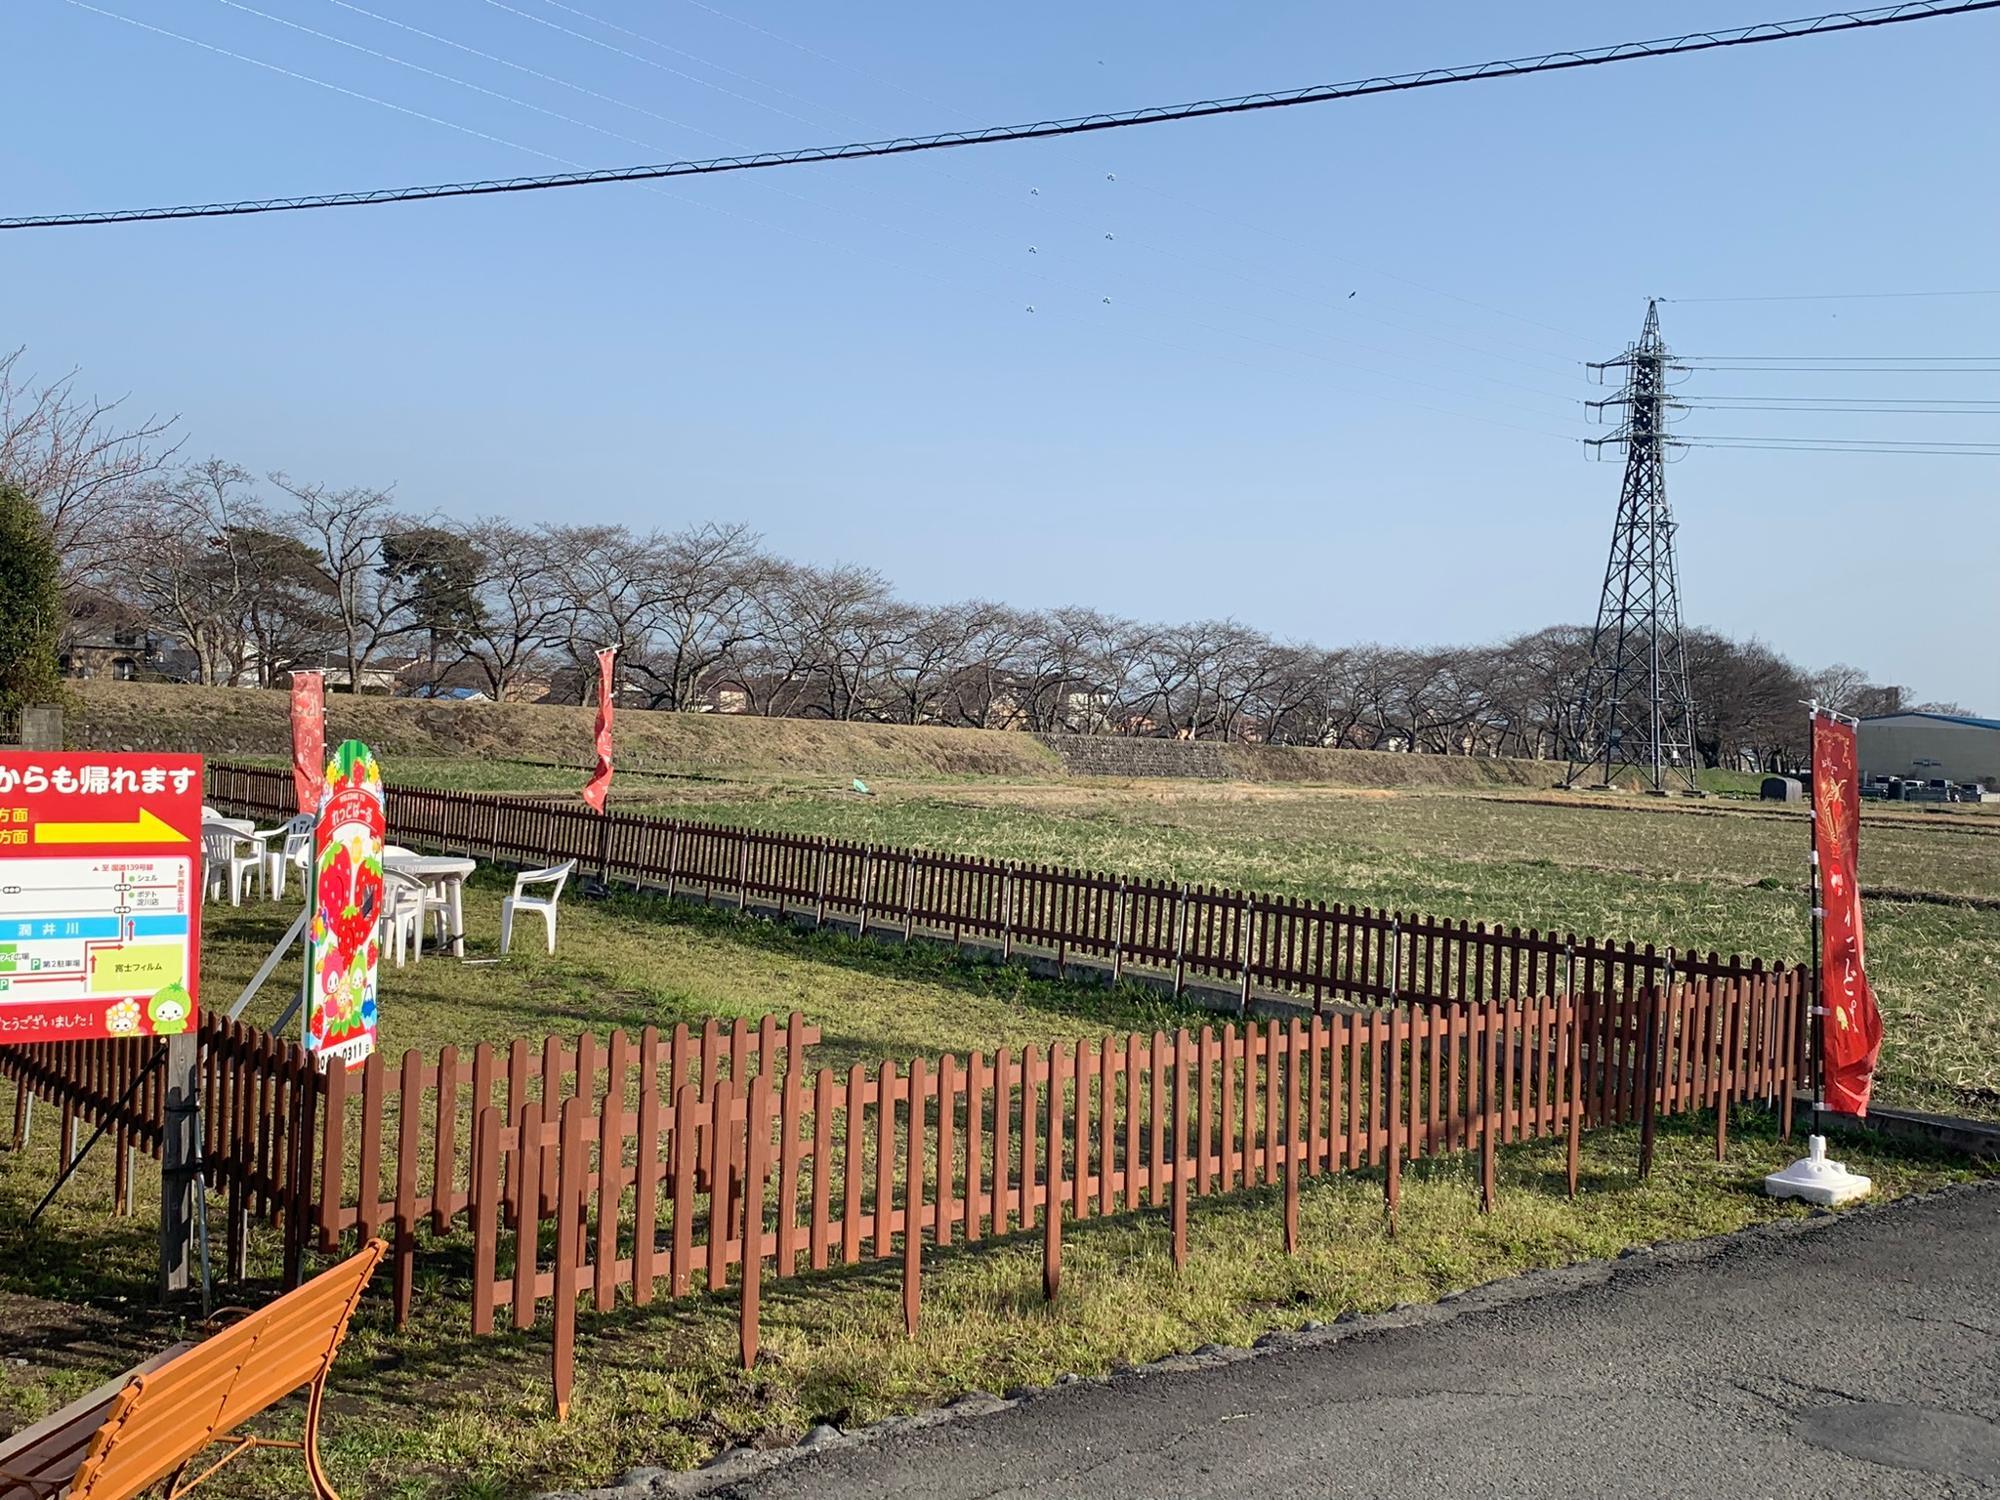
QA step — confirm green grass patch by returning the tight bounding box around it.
[1,1104,1982,1498]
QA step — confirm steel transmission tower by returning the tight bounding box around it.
[1563,300,1701,795]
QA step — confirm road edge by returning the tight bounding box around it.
[538,1176,1999,1500]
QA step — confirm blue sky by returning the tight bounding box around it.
[4,1,1996,708]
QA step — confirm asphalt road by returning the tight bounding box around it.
[694,1180,2000,1500]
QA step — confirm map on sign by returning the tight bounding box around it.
[0,752,204,1044]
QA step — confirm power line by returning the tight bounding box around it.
[57,0,571,166]
[209,0,667,154]
[1682,403,2000,414]
[9,0,1996,231]
[1684,353,2000,360]
[1679,363,2000,372]
[1682,440,2000,455]
[97,0,1584,442]
[1667,288,2000,302]
[1680,434,2000,448]
[1681,393,2000,403]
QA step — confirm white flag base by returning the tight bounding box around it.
[1763,1134,1872,1206]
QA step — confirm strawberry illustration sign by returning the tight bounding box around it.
[307,740,384,1072]
[0,751,203,1045]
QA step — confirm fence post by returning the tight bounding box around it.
[552,1096,584,1421]
[1235,897,1252,1017]
[1002,865,1016,961]
[1042,1044,1064,1303]
[666,823,683,903]
[902,852,917,941]
[1284,1018,1301,1253]
[814,837,829,927]
[1389,917,1402,1006]
[1637,986,1662,1180]
[1172,884,1189,998]
[859,846,875,940]
[1111,879,1128,985]
[903,1056,926,1339]
[1479,1002,1497,1214]
[470,1106,500,1335]
[1384,1008,1402,1234]
[1716,980,1738,1161]
[1172,1028,1190,1269]
[1566,995,1584,1198]
[741,1073,771,1370]
[735,836,749,912]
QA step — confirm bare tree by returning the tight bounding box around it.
[626,523,774,711]
[455,519,564,701]
[0,348,180,590]
[270,475,418,690]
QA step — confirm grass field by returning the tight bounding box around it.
[343,758,2000,1116]
[1,876,1985,1498]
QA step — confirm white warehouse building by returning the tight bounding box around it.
[1857,711,2000,788]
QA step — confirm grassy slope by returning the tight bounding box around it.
[75,681,1065,781]
[80,680,1607,791]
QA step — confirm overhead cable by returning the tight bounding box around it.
[9,0,1997,230]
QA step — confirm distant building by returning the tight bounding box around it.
[1858,711,2000,788]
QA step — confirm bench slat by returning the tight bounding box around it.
[67,1240,384,1500]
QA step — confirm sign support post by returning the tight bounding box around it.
[158,1029,212,1311]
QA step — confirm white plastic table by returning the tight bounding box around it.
[381,853,476,957]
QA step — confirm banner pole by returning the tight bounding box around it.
[1807,703,1825,1142]
[1764,702,1870,1206]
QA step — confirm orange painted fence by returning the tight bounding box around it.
[4,977,1796,1412]
[205,763,1803,1022]
[0,1010,819,1319]
[444,977,1795,1412]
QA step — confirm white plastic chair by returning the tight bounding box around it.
[380,869,428,967]
[201,822,261,906]
[265,825,313,902]
[500,861,575,956]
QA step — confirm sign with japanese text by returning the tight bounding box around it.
[290,670,325,815]
[307,740,383,1072]
[0,752,203,1045]
[1811,712,1884,1115]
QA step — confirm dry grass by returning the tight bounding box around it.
[74,682,1066,782]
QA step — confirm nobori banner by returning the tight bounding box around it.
[0,752,203,1044]
[307,741,383,1072]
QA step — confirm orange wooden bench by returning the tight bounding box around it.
[0,1239,385,1500]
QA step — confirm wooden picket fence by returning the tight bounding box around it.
[425,975,1797,1413]
[3,974,1798,1414]
[205,763,1803,1019]
[0,1010,819,1315]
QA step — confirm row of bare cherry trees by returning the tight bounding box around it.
[2,351,1948,770]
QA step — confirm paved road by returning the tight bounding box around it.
[697,1181,2000,1499]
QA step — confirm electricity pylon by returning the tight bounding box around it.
[1563,300,1701,794]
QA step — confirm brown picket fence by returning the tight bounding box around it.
[441,975,1795,1413]
[0,1009,820,1315]
[204,763,1804,1024]
[3,975,1798,1415]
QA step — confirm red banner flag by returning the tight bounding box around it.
[1812,712,1884,1115]
[290,670,325,815]
[581,648,616,813]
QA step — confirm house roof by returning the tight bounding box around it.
[1860,710,2000,733]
